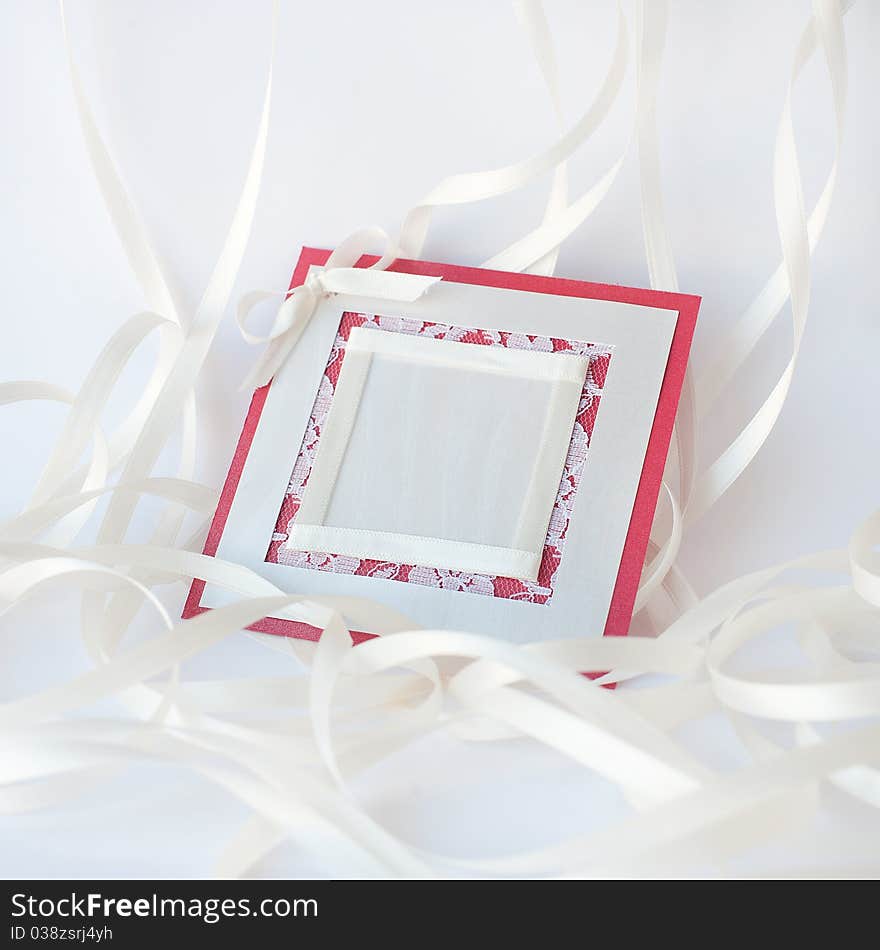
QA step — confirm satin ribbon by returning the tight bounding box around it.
[2,0,875,880]
[237,227,441,390]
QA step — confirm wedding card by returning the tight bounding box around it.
[185,247,700,644]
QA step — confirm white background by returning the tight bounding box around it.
[1,0,878,877]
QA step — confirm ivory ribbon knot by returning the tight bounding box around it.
[237,227,442,390]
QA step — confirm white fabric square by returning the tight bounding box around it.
[280,326,589,581]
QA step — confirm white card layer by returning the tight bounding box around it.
[202,268,678,644]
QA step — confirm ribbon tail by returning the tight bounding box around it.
[240,299,317,391]
[240,343,282,392]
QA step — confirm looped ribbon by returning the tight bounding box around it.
[6,0,874,879]
[237,226,442,390]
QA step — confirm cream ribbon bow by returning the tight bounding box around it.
[237,226,442,390]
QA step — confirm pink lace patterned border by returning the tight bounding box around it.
[265,312,612,604]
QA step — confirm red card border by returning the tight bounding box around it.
[184,247,700,643]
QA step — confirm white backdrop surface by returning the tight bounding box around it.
[1,0,878,877]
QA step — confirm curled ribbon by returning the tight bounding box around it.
[3,0,875,879]
[237,226,442,390]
